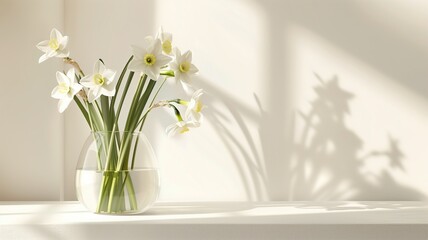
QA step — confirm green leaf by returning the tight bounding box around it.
[114,71,135,126]
[123,75,147,132]
[130,79,156,132]
[73,96,89,126]
[100,95,111,130]
[110,56,134,114]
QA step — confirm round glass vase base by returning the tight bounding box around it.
[75,132,159,215]
[76,169,159,214]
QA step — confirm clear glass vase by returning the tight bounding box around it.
[76,131,159,214]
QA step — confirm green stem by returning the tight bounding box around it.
[104,71,135,171]
[73,96,90,126]
[85,102,104,171]
[110,56,133,114]
[123,75,147,133]
[160,70,174,77]
[109,79,157,212]
[135,78,169,128]
[125,173,137,209]
[129,80,156,132]
[116,75,147,173]
[98,71,135,213]
[105,75,148,213]
[107,172,118,212]
[100,96,111,130]
[117,80,155,172]
[131,77,168,169]
[96,171,111,213]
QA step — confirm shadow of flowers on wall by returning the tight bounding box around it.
[195,71,423,201]
[290,74,423,200]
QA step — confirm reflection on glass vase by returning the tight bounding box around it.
[76,131,159,214]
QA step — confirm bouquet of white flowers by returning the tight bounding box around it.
[37,28,205,214]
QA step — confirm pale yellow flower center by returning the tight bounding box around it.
[162,40,172,54]
[195,101,203,113]
[144,54,156,66]
[58,82,70,94]
[93,73,105,85]
[49,38,59,51]
[180,126,189,134]
[179,62,190,73]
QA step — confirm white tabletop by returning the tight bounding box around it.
[1,201,428,239]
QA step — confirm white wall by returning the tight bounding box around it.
[0,0,64,200]
[2,0,428,201]
[150,0,428,201]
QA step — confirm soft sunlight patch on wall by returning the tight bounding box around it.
[288,24,428,200]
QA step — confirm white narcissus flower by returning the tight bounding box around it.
[36,28,70,63]
[166,121,200,137]
[185,89,206,123]
[80,60,117,103]
[156,27,173,55]
[129,37,172,80]
[170,48,199,85]
[51,68,82,113]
